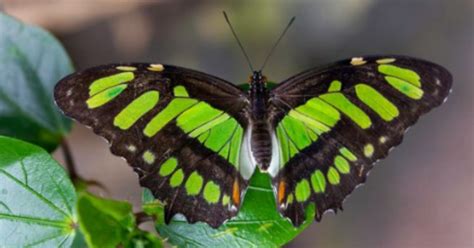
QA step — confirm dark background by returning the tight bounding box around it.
[5,0,473,247]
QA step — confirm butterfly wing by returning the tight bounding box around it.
[268,56,452,226]
[54,63,250,227]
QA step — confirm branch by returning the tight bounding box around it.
[60,139,109,194]
[60,139,79,182]
[135,211,155,225]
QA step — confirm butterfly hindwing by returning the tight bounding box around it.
[268,56,452,226]
[54,63,249,227]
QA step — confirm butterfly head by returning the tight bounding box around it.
[249,70,267,85]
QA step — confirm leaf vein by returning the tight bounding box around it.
[24,232,65,247]
[0,213,68,228]
[0,168,70,218]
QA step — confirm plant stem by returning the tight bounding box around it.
[135,211,155,225]
[60,139,80,182]
[60,139,109,193]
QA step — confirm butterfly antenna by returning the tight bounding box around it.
[260,16,295,71]
[223,11,255,72]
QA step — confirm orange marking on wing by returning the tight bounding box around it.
[278,180,286,204]
[232,180,240,206]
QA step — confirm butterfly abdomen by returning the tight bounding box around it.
[250,120,273,170]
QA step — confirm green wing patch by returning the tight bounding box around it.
[270,56,452,226]
[141,85,244,168]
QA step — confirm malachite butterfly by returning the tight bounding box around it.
[54,55,451,227]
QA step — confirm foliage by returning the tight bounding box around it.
[0,136,161,248]
[0,13,73,151]
[0,136,77,247]
[77,191,136,248]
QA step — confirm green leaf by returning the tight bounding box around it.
[76,191,136,248]
[0,13,74,151]
[123,229,164,248]
[70,228,87,248]
[143,170,315,247]
[141,195,165,225]
[0,136,77,247]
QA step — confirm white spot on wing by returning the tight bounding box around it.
[116,66,137,71]
[376,58,396,64]
[229,204,238,212]
[351,57,366,66]
[148,64,164,72]
[127,145,137,152]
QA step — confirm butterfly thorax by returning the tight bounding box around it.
[248,71,273,171]
[249,71,269,119]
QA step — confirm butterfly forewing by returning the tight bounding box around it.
[268,56,452,226]
[54,63,250,227]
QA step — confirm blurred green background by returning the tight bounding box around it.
[4,0,473,247]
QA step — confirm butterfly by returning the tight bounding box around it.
[54,54,452,228]
[53,14,452,228]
